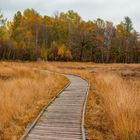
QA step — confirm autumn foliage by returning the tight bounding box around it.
[0,9,140,62]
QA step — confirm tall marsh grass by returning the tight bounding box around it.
[48,62,140,140]
[0,62,68,139]
[95,73,140,139]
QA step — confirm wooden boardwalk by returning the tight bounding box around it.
[24,75,89,140]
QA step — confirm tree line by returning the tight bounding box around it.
[0,9,140,63]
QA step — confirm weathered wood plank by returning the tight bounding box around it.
[26,135,81,140]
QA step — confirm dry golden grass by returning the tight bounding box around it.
[44,62,140,140]
[93,73,140,139]
[0,62,68,139]
[0,61,139,140]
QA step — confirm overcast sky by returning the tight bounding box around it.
[0,0,140,32]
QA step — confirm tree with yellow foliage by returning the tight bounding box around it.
[58,44,72,61]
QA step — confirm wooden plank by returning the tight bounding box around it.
[26,135,81,140]
[33,126,81,131]
[28,133,81,139]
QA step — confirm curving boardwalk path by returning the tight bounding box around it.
[25,75,89,140]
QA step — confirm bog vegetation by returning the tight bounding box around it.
[0,62,139,139]
[0,9,140,63]
[92,73,140,139]
[49,62,140,140]
[0,62,68,139]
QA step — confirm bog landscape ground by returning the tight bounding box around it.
[0,61,139,140]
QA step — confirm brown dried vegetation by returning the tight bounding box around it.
[47,62,140,140]
[0,62,68,139]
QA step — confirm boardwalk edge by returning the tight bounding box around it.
[20,78,70,140]
[81,78,90,140]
